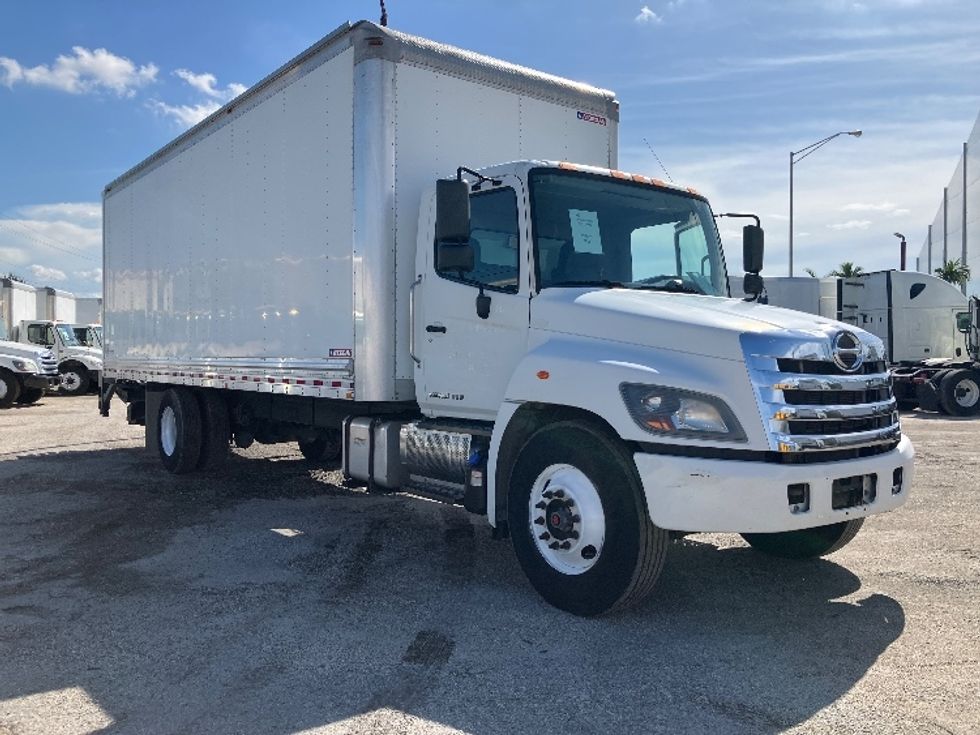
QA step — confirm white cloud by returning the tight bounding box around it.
[0,246,30,266]
[30,264,68,282]
[842,201,897,212]
[148,99,222,128]
[174,69,246,101]
[0,47,157,97]
[828,219,874,230]
[635,6,663,24]
[891,208,911,216]
[76,267,103,283]
[15,202,101,225]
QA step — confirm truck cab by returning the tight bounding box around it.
[17,320,102,395]
[72,324,104,350]
[0,322,59,407]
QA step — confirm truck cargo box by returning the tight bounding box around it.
[103,20,618,402]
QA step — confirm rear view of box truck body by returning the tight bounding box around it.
[103,21,914,615]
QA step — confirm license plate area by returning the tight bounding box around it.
[832,473,877,509]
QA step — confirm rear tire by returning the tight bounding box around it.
[938,369,980,417]
[59,366,90,396]
[299,430,342,462]
[741,518,864,559]
[157,388,203,474]
[196,391,231,470]
[507,420,669,616]
[15,387,45,405]
[0,370,21,408]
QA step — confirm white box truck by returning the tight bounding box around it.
[0,279,61,406]
[100,20,914,615]
[1,281,103,395]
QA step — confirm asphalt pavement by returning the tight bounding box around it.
[0,395,977,734]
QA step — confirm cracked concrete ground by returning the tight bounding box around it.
[0,395,977,734]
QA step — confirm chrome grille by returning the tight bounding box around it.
[38,351,59,375]
[743,331,900,455]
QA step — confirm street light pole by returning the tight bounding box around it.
[788,130,862,277]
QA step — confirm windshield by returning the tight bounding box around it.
[56,324,80,347]
[529,169,728,296]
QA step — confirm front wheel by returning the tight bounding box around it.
[299,430,342,462]
[59,366,90,396]
[939,369,980,417]
[741,518,864,559]
[0,370,21,408]
[507,420,669,616]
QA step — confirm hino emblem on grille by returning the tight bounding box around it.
[832,331,864,372]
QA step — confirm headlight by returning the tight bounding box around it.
[620,383,746,441]
[12,359,38,373]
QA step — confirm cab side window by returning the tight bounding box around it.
[27,324,50,345]
[438,187,520,293]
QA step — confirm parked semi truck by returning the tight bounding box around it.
[1,280,104,395]
[733,271,980,416]
[0,281,60,407]
[100,20,914,615]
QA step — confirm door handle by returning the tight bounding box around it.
[409,275,422,365]
[426,324,447,334]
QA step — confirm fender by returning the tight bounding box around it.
[485,332,766,525]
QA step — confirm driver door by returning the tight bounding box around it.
[417,176,530,420]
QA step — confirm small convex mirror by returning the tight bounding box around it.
[743,225,764,274]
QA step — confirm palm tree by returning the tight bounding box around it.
[934,259,972,288]
[803,268,817,278]
[828,262,865,278]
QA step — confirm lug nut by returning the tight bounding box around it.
[535,501,547,509]
[565,498,575,507]
[548,542,560,550]
[534,516,544,525]
[559,541,571,550]
[543,491,554,499]
[553,489,565,498]
[570,531,579,540]
[571,515,581,523]
[539,532,551,541]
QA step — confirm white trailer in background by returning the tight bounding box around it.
[75,297,102,325]
[101,20,914,615]
[741,270,980,415]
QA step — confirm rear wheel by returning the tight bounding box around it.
[507,420,669,616]
[298,430,342,462]
[0,371,21,408]
[59,366,90,396]
[741,518,864,559]
[15,387,45,405]
[157,388,202,474]
[939,369,980,417]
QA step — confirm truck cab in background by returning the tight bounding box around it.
[0,322,59,408]
[15,320,103,395]
[72,324,104,350]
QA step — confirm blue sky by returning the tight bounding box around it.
[1,0,979,296]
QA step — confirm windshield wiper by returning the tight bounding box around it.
[548,279,626,289]
[630,281,703,295]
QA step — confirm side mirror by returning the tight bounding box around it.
[956,311,972,333]
[437,241,475,273]
[743,225,764,274]
[436,179,470,244]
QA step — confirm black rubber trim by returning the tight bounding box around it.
[886,270,895,364]
[631,439,900,465]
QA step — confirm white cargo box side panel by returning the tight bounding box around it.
[389,63,617,381]
[2,280,37,332]
[105,47,355,380]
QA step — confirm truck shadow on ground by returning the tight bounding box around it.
[0,447,905,734]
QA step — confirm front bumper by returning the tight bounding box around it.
[634,435,914,533]
[23,374,60,391]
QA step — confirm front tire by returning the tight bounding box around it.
[15,387,45,405]
[741,518,864,559]
[157,388,203,474]
[59,366,90,396]
[939,369,980,417]
[0,370,21,408]
[507,420,669,616]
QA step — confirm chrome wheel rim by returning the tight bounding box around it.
[60,371,81,392]
[160,406,178,456]
[0,380,7,400]
[955,378,980,408]
[528,463,605,575]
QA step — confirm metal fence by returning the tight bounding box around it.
[917,110,980,295]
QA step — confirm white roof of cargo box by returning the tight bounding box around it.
[105,20,618,194]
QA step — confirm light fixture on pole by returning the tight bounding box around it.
[894,231,907,271]
[789,130,862,277]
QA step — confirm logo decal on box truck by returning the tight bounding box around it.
[577,111,607,126]
[329,348,352,358]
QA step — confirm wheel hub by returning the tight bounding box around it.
[528,464,606,576]
[955,378,979,407]
[61,372,80,391]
